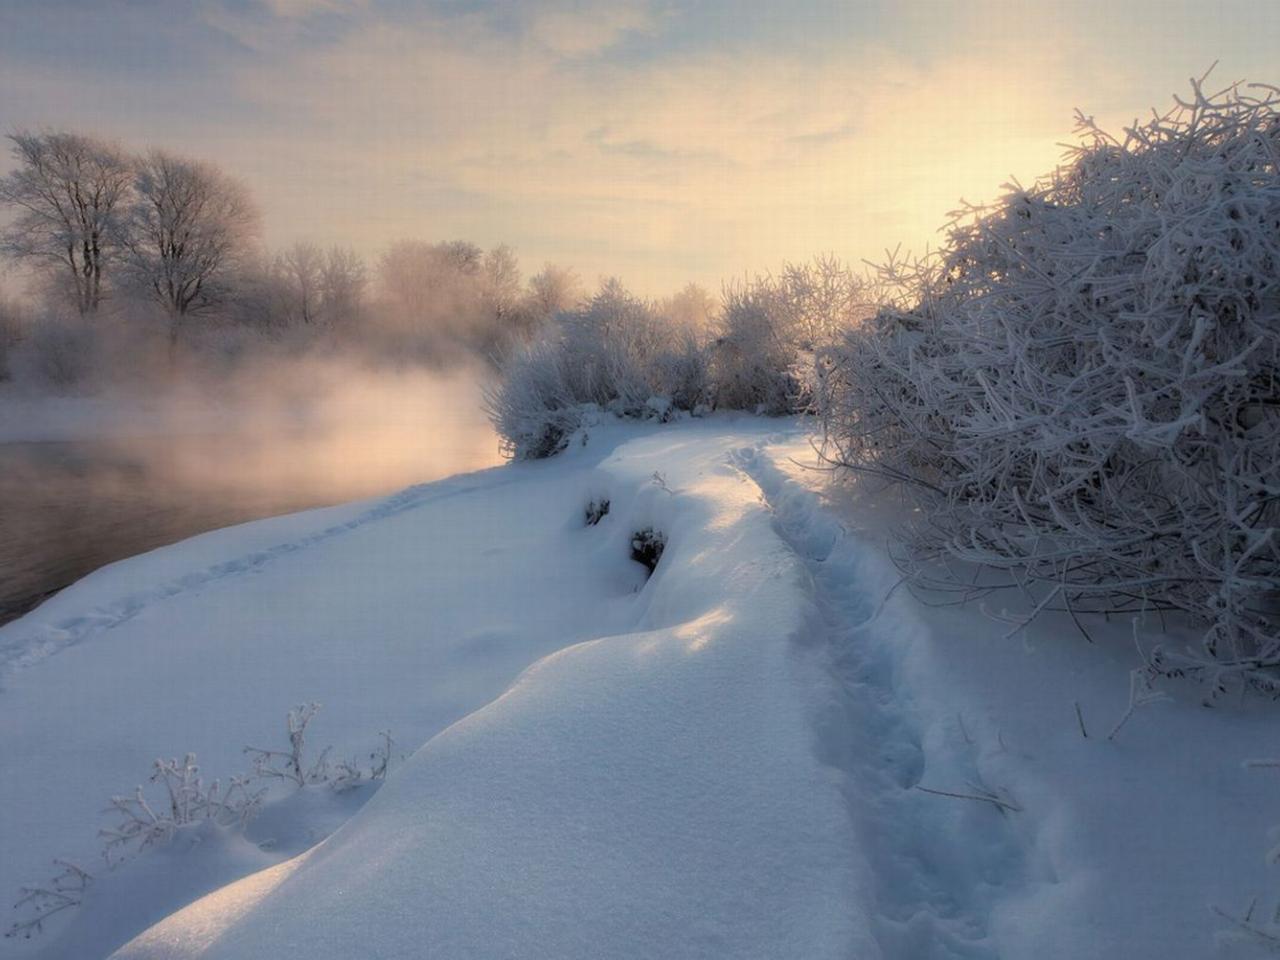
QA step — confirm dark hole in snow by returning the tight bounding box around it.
[585,499,610,526]
[630,528,666,575]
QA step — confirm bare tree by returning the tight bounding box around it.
[273,241,325,326]
[319,245,367,324]
[434,240,482,275]
[124,150,258,339]
[0,131,132,315]
[271,243,367,329]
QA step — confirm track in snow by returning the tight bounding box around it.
[735,441,1029,960]
[0,471,510,684]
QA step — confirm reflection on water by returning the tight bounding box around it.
[0,441,315,625]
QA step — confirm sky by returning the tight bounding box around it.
[2,0,1279,296]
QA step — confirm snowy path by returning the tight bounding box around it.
[733,442,1028,958]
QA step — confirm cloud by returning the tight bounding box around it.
[201,3,1096,288]
[4,0,1280,294]
[264,0,369,18]
[525,0,656,57]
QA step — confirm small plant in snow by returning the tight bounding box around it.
[5,861,91,940]
[244,703,332,786]
[1105,670,1172,742]
[650,471,676,495]
[327,730,396,793]
[8,703,397,939]
[1213,899,1280,951]
[100,754,265,864]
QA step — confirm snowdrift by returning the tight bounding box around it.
[0,419,1274,959]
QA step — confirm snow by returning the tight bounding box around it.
[0,418,1275,959]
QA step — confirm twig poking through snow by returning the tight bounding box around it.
[1074,701,1089,740]
[5,860,91,940]
[914,784,1021,813]
[1107,670,1171,741]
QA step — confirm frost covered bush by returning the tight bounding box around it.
[488,259,872,457]
[100,755,265,864]
[487,279,714,459]
[815,76,1280,692]
[715,255,872,414]
[713,278,796,414]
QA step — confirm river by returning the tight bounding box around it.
[0,431,501,628]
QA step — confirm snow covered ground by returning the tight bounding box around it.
[0,417,1275,959]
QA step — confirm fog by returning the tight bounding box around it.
[0,356,502,624]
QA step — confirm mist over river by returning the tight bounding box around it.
[0,367,500,626]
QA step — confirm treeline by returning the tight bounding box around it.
[0,131,583,387]
[492,77,1280,690]
[486,256,873,457]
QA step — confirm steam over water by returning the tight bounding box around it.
[0,364,501,625]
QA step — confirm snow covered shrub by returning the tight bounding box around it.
[8,755,263,939]
[487,279,713,458]
[715,255,872,414]
[245,703,395,792]
[244,702,331,787]
[585,498,610,526]
[816,76,1280,691]
[713,278,796,414]
[630,528,666,574]
[812,251,959,490]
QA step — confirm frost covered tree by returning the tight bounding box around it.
[267,243,365,330]
[524,263,582,322]
[0,132,132,316]
[377,239,483,343]
[474,243,523,357]
[481,244,521,321]
[658,283,717,332]
[273,241,325,326]
[319,245,367,325]
[123,150,259,338]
